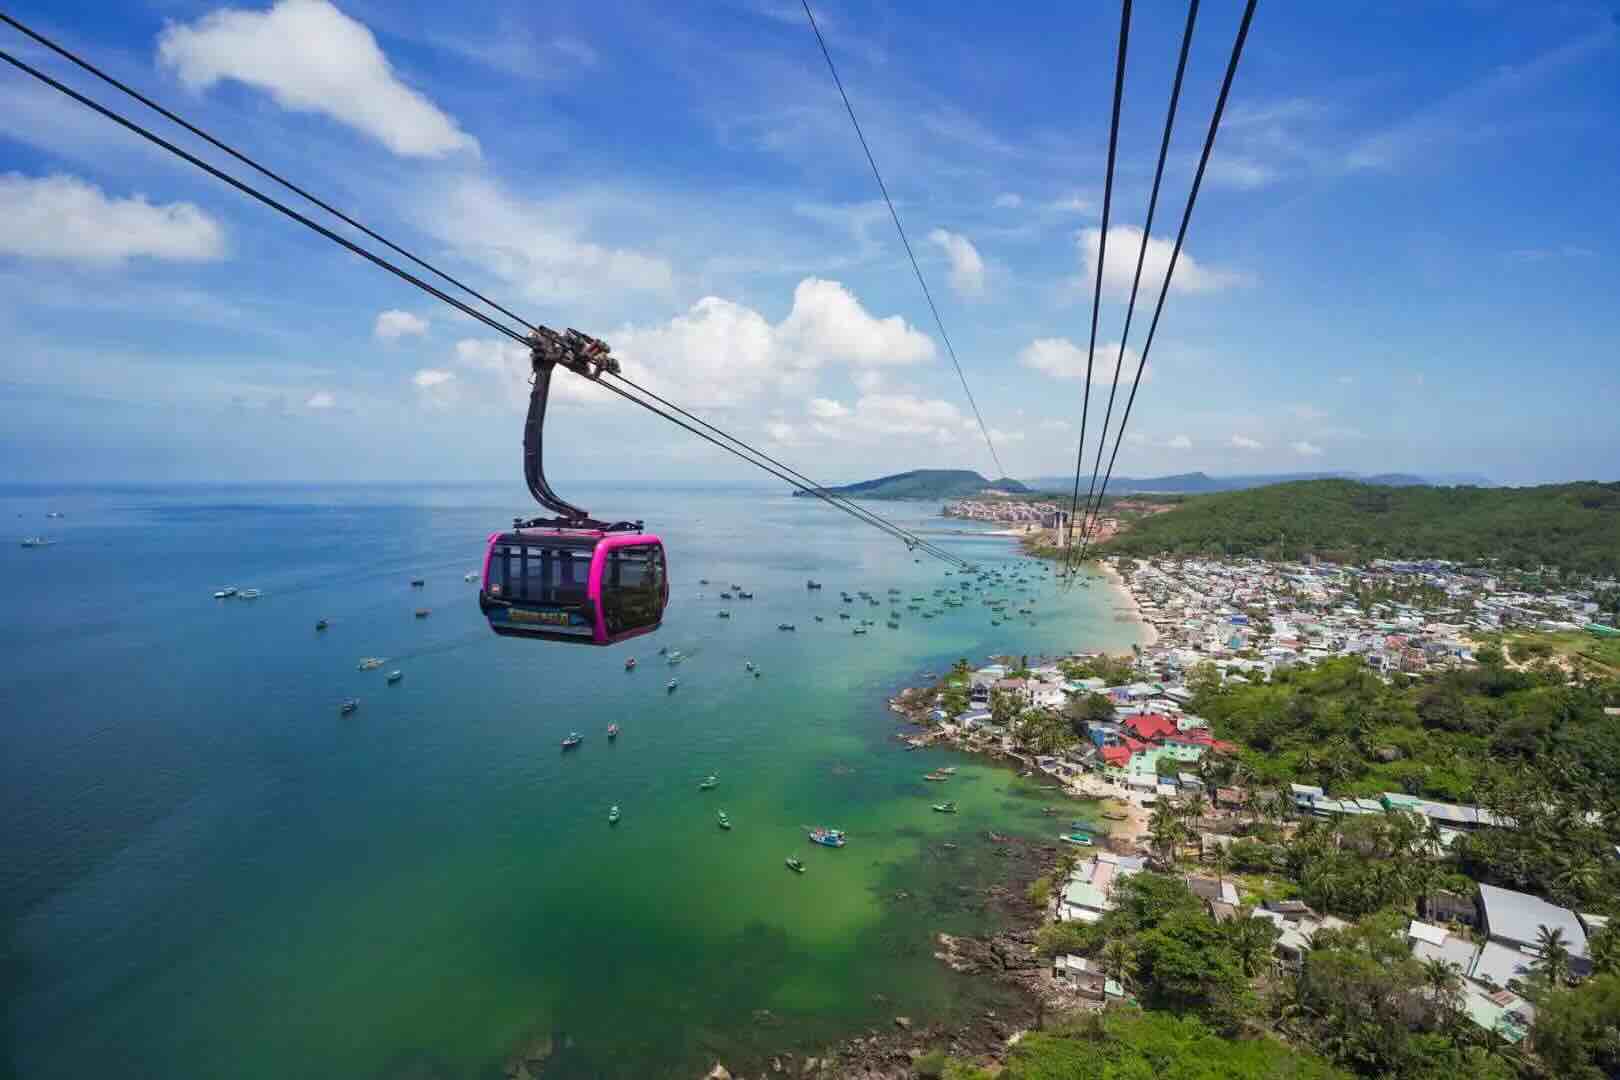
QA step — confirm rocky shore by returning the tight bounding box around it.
[699,833,1069,1080]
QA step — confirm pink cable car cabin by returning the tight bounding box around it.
[477,326,669,646]
[480,528,666,645]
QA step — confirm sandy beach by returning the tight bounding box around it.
[1097,559,1159,647]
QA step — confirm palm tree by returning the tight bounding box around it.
[1210,844,1234,889]
[1420,956,1462,1024]
[1551,857,1600,908]
[1588,925,1620,977]
[1228,912,1280,978]
[1182,790,1209,833]
[1534,925,1572,987]
[1148,803,1184,866]
[1099,938,1137,990]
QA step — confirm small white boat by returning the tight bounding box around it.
[213,586,237,599]
[20,537,56,548]
[238,589,261,599]
[358,657,386,671]
[386,670,403,684]
[464,571,478,582]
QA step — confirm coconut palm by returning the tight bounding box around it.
[1534,925,1572,987]
[1551,857,1600,908]
[1182,790,1209,833]
[1099,938,1137,990]
[1420,956,1462,1025]
[1588,924,1620,977]
[1228,912,1280,978]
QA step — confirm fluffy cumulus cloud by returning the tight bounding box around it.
[430,177,673,304]
[1167,433,1192,449]
[775,279,934,367]
[993,192,1022,209]
[1079,225,1247,297]
[926,228,985,297]
[374,309,429,340]
[768,393,977,449]
[443,278,931,415]
[304,390,335,409]
[1291,440,1324,456]
[412,369,455,388]
[0,173,225,263]
[1230,434,1264,450]
[158,0,478,158]
[1017,337,1140,383]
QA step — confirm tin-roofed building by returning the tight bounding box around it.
[1477,883,1589,976]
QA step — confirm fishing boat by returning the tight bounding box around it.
[1061,832,1094,846]
[838,612,851,620]
[658,646,667,655]
[20,537,56,548]
[1101,810,1129,821]
[561,732,583,749]
[729,583,742,591]
[410,578,425,587]
[386,670,403,684]
[777,623,795,631]
[785,856,806,873]
[607,723,619,739]
[358,657,386,671]
[717,610,731,618]
[719,592,733,599]
[414,608,431,618]
[213,586,237,598]
[339,698,359,715]
[238,589,261,599]
[717,810,731,830]
[939,767,957,774]
[667,650,684,665]
[609,805,621,825]
[699,578,710,585]
[666,679,679,692]
[752,670,762,679]
[738,591,754,599]
[464,571,478,582]
[813,615,824,622]
[932,802,958,813]
[852,626,868,635]
[923,771,951,782]
[625,657,637,670]
[699,775,718,790]
[744,661,755,671]
[806,580,822,589]
[316,618,329,631]
[808,827,846,848]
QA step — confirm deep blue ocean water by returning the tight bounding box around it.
[1,484,1140,1078]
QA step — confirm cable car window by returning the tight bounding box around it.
[600,544,664,633]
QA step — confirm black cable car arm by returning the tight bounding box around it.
[522,326,620,526]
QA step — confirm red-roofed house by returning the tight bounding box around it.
[1100,745,1132,768]
[1122,713,1178,742]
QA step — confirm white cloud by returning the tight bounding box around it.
[158,0,478,158]
[1207,156,1277,190]
[412,369,455,388]
[1125,432,1148,447]
[452,337,609,407]
[0,173,225,263]
[1288,402,1329,421]
[1336,374,1355,385]
[1017,337,1139,383]
[993,192,1023,209]
[1049,193,1095,214]
[985,427,1025,445]
[1291,440,1323,456]
[304,390,335,409]
[926,228,985,297]
[776,278,935,366]
[374,309,429,340]
[1038,418,1071,432]
[1229,434,1264,450]
[808,397,850,420]
[1167,434,1192,449]
[1079,225,1248,297]
[429,177,674,304]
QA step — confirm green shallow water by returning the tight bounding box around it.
[1,485,1139,1078]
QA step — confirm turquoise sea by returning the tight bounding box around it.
[1,484,1141,1078]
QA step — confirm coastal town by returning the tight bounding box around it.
[873,540,1620,1075]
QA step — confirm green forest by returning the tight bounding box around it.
[1098,479,1620,575]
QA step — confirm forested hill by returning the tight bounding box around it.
[789,469,1030,500]
[1099,478,1620,575]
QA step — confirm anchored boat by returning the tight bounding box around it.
[808,827,846,848]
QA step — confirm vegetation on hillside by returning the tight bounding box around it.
[1098,479,1620,575]
[788,468,1029,500]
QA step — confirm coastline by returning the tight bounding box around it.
[1097,558,1159,648]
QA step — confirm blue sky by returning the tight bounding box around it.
[1,0,1616,488]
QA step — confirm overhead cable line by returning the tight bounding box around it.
[0,24,968,568]
[1061,0,1132,585]
[0,12,542,338]
[800,0,1007,482]
[1073,0,1199,553]
[1076,0,1258,564]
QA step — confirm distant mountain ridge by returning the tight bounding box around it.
[790,469,1030,500]
[1023,470,1494,495]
